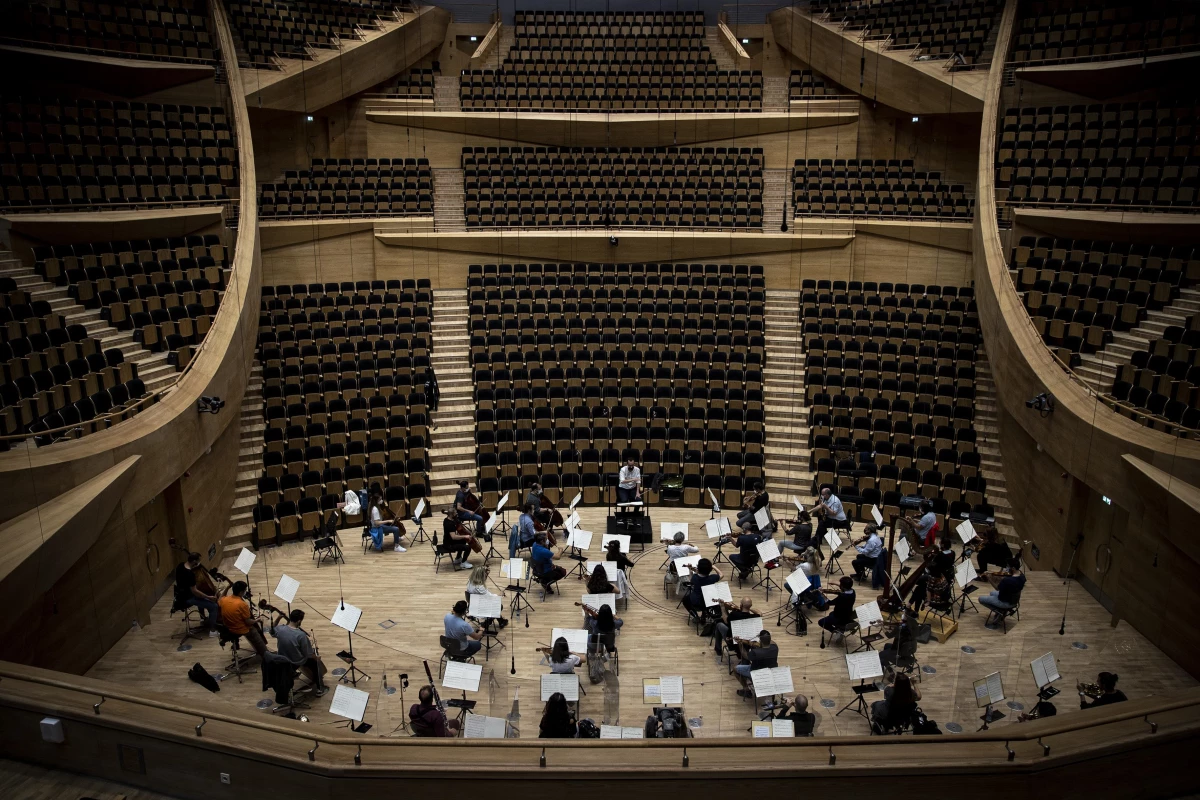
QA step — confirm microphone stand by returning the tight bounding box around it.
[1060,534,1084,636]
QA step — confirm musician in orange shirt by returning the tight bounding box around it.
[218,581,266,659]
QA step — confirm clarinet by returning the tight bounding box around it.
[422,660,451,729]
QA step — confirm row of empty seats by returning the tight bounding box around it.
[260,157,432,218]
[385,67,434,98]
[9,0,215,62]
[789,69,839,98]
[1011,0,1199,65]
[793,158,974,219]
[811,0,1000,66]
[227,0,403,67]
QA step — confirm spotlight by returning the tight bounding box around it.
[1025,392,1054,416]
[197,395,225,415]
[912,115,919,123]
[470,36,478,42]
[608,235,619,246]
[306,115,314,122]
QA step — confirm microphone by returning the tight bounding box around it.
[511,655,516,675]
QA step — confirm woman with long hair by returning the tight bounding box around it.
[548,635,585,673]
[586,565,615,595]
[539,692,577,738]
[872,672,922,730]
[367,491,406,552]
[798,546,827,609]
[465,563,508,628]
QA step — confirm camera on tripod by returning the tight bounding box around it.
[644,706,691,738]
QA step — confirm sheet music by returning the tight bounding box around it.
[705,517,732,538]
[328,685,369,722]
[551,627,589,654]
[1031,653,1060,689]
[468,593,502,619]
[496,492,510,513]
[601,533,631,553]
[752,723,771,738]
[442,661,483,692]
[846,650,883,681]
[792,496,805,515]
[955,559,978,588]
[757,538,781,563]
[412,498,426,520]
[750,666,794,697]
[785,567,811,597]
[754,506,771,531]
[233,547,256,576]
[485,514,501,534]
[708,489,721,510]
[895,536,911,564]
[824,531,843,551]
[956,518,977,544]
[586,561,621,580]
[601,725,643,739]
[273,574,299,605]
[642,680,661,702]
[973,671,1005,706]
[701,581,733,607]
[501,558,527,580]
[659,675,684,705]
[464,713,508,739]
[672,554,702,576]
[541,673,579,701]
[730,615,765,641]
[660,522,689,541]
[771,718,795,738]
[330,602,362,632]
[566,511,581,530]
[569,493,582,510]
[871,505,884,527]
[566,529,593,550]
[855,600,883,628]
[581,593,615,612]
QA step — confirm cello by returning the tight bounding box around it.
[539,492,564,528]
[461,487,491,527]
[456,521,484,554]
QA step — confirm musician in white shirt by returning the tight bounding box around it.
[617,457,642,503]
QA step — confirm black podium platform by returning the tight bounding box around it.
[606,515,653,549]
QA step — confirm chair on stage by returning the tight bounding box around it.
[216,624,258,683]
[438,635,477,679]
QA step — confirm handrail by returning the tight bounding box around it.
[0,36,217,66]
[1009,43,1200,71]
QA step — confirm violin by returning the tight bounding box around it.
[258,600,323,661]
[741,488,759,509]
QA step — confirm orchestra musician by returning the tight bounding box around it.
[684,558,722,615]
[267,608,327,696]
[851,523,884,584]
[714,597,757,657]
[665,531,699,588]
[367,490,408,552]
[578,599,624,642]
[718,524,762,582]
[444,600,484,657]
[218,580,267,660]
[879,609,918,673]
[605,538,635,572]
[525,482,551,527]
[736,480,770,529]
[442,507,475,571]
[734,630,778,698]
[980,557,1026,629]
[173,552,220,627]
[817,576,857,637]
[1080,672,1127,709]
[539,692,578,739]
[586,565,615,595]
[907,499,939,550]
[548,636,586,673]
[778,510,816,560]
[791,546,827,610]
[530,532,567,591]
[972,526,1014,575]
[813,487,851,548]
[454,479,486,537]
[511,502,539,558]
[410,684,459,736]
[466,564,508,629]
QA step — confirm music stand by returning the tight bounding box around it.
[467,593,506,661]
[410,499,430,545]
[494,492,513,540]
[754,539,783,601]
[331,601,370,686]
[504,558,535,620]
[974,672,1007,731]
[564,527,592,580]
[481,514,504,562]
[328,684,371,733]
[838,651,883,720]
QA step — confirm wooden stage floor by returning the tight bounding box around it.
[90,506,1196,738]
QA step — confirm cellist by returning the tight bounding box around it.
[454,479,486,537]
[526,482,551,527]
[173,551,220,627]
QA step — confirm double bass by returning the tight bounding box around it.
[170,542,228,597]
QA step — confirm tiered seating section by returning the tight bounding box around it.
[1113,314,1200,427]
[469,262,767,507]
[385,67,434,98]
[995,101,1200,219]
[789,69,838,98]
[1011,0,1199,66]
[253,281,434,547]
[259,157,432,218]
[793,158,974,219]
[226,0,402,67]
[1010,235,1198,367]
[7,0,215,62]
[802,281,989,527]
[810,0,1000,67]
[463,146,764,228]
[460,11,762,111]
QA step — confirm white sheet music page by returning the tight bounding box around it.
[468,593,502,619]
[581,593,616,612]
[871,505,884,526]
[464,713,508,739]
[754,506,771,531]
[1031,652,1060,688]
[566,529,593,550]
[413,498,426,520]
[569,493,582,510]
[233,547,256,576]
[751,666,793,697]
[855,600,883,629]
[601,533,631,553]
[792,496,804,515]
[956,518,977,544]
[672,554,702,576]
[496,492,510,513]
[784,567,811,598]
[328,684,369,722]
[659,675,684,705]
[771,718,795,738]
[986,672,1005,704]
[485,514,501,535]
[730,615,765,641]
[895,536,911,564]
[845,651,884,681]
[955,559,978,588]
[661,522,689,541]
[273,574,300,605]
[752,723,771,738]
[551,627,589,654]
[824,531,843,551]
[586,561,621,580]
[566,511,581,530]
[701,581,733,607]
[541,673,579,701]
[757,538,781,563]
[330,602,362,632]
[502,557,527,580]
[442,661,483,692]
[705,517,732,538]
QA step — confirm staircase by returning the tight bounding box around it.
[433,168,466,231]
[704,28,741,71]
[973,349,1017,544]
[434,74,461,111]
[426,289,475,510]
[0,253,178,392]
[761,169,792,233]
[762,75,789,110]
[761,290,814,512]
[222,363,265,554]
[1073,288,1200,395]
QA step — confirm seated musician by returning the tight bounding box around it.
[871,673,921,731]
[218,581,267,659]
[587,566,615,595]
[931,536,956,582]
[530,532,566,592]
[714,597,757,656]
[1081,672,1128,709]
[410,685,460,736]
[912,500,938,549]
[736,480,770,529]
[734,630,778,698]
[851,523,884,584]
[510,502,539,558]
[879,610,918,672]
[817,576,857,636]
[723,524,762,581]
[666,531,700,587]
[525,482,551,526]
[539,692,578,739]
[454,479,486,536]
[466,564,508,629]
[442,507,475,570]
[366,490,407,553]
[787,694,817,736]
[684,558,722,614]
[174,552,219,626]
[814,487,850,547]
[791,546,827,610]
[974,527,1013,575]
[779,510,816,559]
[268,609,326,696]
[584,603,623,647]
[605,539,635,572]
[548,636,586,673]
[444,600,484,657]
[980,558,1025,628]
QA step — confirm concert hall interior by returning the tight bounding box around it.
[1,0,1200,798]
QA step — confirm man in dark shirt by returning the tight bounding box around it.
[1081,671,1128,710]
[725,528,762,581]
[442,507,474,570]
[974,528,1013,575]
[714,597,757,656]
[525,483,550,526]
[735,630,779,697]
[736,481,770,529]
[817,576,857,637]
[981,558,1025,628]
[779,511,815,558]
[173,552,219,626]
[685,558,722,613]
[409,685,459,736]
[530,533,566,591]
[453,479,485,536]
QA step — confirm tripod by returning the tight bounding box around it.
[386,673,413,736]
[410,514,430,545]
[977,703,1005,731]
[508,577,535,620]
[481,531,504,561]
[566,547,589,579]
[755,561,783,602]
[338,631,371,686]
[836,680,878,720]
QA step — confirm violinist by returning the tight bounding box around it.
[779,510,816,560]
[444,600,484,657]
[174,552,219,627]
[367,490,407,553]
[454,479,486,537]
[466,564,509,629]
[736,480,769,529]
[443,507,475,571]
[526,482,551,527]
[813,487,850,545]
[907,500,939,549]
[851,523,884,584]
[511,502,539,558]
[530,532,567,591]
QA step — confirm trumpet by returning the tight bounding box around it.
[1077,681,1103,699]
